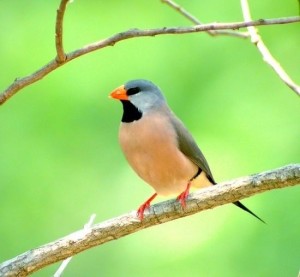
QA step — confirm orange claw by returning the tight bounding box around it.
[176,181,191,208]
[137,193,157,221]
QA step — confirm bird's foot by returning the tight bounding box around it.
[137,193,157,221]
[176,182,191,209]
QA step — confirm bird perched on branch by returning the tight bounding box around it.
[109,79,264,223]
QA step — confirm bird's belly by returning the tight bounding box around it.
[119,114,211,196]
[125,147,197,195]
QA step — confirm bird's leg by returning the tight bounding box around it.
[176,181,191,209]
[137,193,157,221]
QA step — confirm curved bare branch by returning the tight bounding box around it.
[1,16,299,105]
[241,0,300,96]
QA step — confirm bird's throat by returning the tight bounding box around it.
[121,100,142,123]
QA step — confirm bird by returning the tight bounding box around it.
[109,79,265,223]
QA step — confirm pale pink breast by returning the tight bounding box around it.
[119,112,199,196]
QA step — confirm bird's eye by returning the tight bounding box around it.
[127,87,141,96]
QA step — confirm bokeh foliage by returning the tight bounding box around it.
[0,0,299,276]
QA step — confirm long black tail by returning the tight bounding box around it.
[233,201,266,224]
[207,175,265,224]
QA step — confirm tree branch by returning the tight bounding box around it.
[241,0,300,97]
[0,164,299,276]
[0,15,299,105]
[53,214,96,277]
[162,0,249,38]
[55,0,69,63]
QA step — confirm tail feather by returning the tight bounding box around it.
[209,176,265,224]
[234,201,266,224]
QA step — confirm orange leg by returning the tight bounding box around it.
[176,181,191,208]
[137,193,157,221]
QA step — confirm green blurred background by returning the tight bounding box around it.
[0,0,299,276]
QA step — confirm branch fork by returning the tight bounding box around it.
[0,1,299,275]
[0,0,299,104]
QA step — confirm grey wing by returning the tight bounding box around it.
[170,114,216,184]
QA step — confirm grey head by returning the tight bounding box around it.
[124,79,167,114]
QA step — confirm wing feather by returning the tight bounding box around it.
[170,114,216,183]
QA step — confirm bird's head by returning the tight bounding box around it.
[110,79,166,115]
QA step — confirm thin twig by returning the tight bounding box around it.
[241,0,300,97]
[53,214,96,277]
[0,164,299,276]
[1,16,299,105]
[55,0,69,63]
[162,0,249,38]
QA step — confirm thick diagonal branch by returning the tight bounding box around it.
[0,164,299,276]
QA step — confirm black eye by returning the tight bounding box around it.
[127,87,141,96]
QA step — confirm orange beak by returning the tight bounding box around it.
[109,85,128,100]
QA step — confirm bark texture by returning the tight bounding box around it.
[0,164,299,276]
